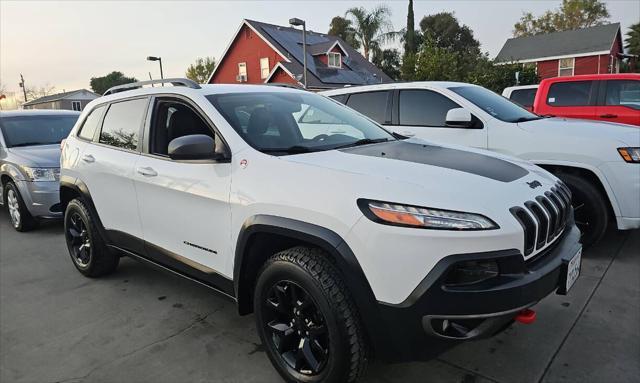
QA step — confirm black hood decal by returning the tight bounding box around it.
[340,141,528,182]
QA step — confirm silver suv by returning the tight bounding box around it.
[0,110,80,231]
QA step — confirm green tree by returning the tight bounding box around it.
[328,16,361,49]
[401,0,418,80]
[186,56,216,83]
[414,40,460,82]
[90,71,137,95]
[625,22,640,56]
[467,58,539,93]
[372,48,401,80]
[514,0,610,37]
[345,5,396,61]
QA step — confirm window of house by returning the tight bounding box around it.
[558,58,574,77]
[72,101,82,111]
[547,81,594,106]
[238,62,247,81]
[78,105,106,141]
[605,80,640,110]
[345,91,389,124]
[398,90,461,127]
[328,52,342,68]
[260,58,270,79]
[99,98,148,151]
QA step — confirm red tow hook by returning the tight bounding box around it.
[515,308,536,324]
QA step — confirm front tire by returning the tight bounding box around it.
[3,181,37,232]
[64,198,119,277]
[557,173,609,247]
[254,247,368,383]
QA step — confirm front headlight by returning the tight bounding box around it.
[618,147,640,163]
[358,200,499,230]
[22,167,60,181]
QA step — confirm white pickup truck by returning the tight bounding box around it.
[323,82,640,246]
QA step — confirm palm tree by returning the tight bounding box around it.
[345,5,397,61]
[625,22,640,57]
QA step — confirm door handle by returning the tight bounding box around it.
[599,114,617,118]
[81,154,95,163]
[136,167,158,177]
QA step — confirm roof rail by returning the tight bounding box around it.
[266,82,304,90]
[103,78,201,96]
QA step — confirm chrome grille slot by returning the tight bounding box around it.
[511,182,572,258]
[537,196,558,242]
[525,201,548,249]
[510,207,536,256]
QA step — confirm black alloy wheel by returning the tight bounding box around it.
[263,280,330,376]
[558,173,608,247]
[66,212,92,268]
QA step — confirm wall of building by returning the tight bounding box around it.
[268,68,298,84]
[537,60,559,79]
[210,24,284,84]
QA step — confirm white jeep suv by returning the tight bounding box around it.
[60,79,582,383]
[323,82,640,246]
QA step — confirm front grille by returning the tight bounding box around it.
[511,182,572,256]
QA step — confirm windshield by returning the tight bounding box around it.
[0,115,78,148]
[449,86,541,123]
[207,91,395,154]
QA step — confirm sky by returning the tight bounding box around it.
[1,0,639,101]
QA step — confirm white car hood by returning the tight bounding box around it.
[519,117,640,147]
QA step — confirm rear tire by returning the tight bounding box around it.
[557,173,609,247]
[64,198,119,277]
[3,181,37,232]
[254,246,368,383]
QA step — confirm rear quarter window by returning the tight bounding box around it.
[77,105,106,141]
[546,81,594,107]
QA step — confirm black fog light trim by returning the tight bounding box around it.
[444,259,499,287]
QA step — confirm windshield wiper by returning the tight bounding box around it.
[260,145,313,154]
[10,142,57,147]
[512,116,543,123]
[334,138,390,150]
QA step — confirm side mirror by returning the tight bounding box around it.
[446,108,474,128]
[168,134,216,160]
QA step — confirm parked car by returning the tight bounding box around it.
[323,82,640,246]
[60,79,582,383]
[0,110,80,231]
[502,84,539,111]
[532,74,640,126]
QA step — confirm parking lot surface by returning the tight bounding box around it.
[1,209,638,383]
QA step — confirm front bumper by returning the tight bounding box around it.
[14,180,62,218]
[373,222,581,361]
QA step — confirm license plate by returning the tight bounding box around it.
[565,247,582,292]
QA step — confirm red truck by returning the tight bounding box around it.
[531,74,640,126]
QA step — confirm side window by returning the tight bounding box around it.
[99,98,147,151]
[77,105,106,141]
[345,91,389,124]
[605,80,640,110]
[150,99,215,156]
[547,81,594,106]
[398,89,460,127]
[509,89,537,108]
[329,94,348,104]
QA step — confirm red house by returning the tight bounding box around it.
[208,19,392,90]
[495,23,625,79]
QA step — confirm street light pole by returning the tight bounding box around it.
[289,18,307,89]
[146,56,164,85]
[19,74,27,102]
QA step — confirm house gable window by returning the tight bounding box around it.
[558,58,574,77]
[260,58,270,79]
[328,52,341,68]
[72,101,82,111]
[238,62,247,82]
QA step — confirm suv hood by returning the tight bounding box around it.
[280,138,557,212]
[519,117,640,146]
[7,144,61,167]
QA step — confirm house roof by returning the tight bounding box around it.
[22,89,99,106]
[495,23,621,63]
[209,19,391,88]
